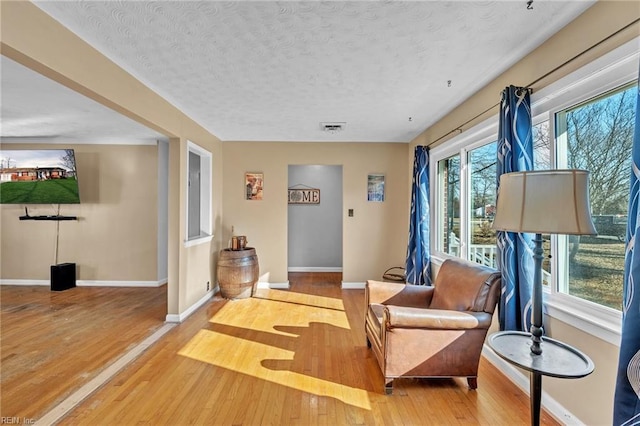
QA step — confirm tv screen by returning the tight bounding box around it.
[0,149,80,204]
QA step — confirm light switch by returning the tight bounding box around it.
[348,209,354,217]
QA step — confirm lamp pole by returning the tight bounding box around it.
[530,233,544,355]
[529,233,545,426]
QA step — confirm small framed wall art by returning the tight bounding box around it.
[367,174,385,202]
[245,172,263,200]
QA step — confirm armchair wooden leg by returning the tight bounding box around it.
[366,336,371,348]
[384,378,393,395]
[467,377,478,389]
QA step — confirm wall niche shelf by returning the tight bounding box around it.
[19,207,77,221]
[19,215,77,221]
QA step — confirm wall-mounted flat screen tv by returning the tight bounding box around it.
[0,149,80,204]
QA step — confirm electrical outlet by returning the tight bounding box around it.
[207,281,210,291]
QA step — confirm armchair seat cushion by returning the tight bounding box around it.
[384,306,493,330]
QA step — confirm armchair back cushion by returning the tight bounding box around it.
[430,258,501,313]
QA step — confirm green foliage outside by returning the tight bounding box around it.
[0,179,80,204]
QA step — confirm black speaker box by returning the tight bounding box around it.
[51,263,76,291]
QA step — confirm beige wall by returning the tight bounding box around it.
[544,318,619,425]
[222,142,409,284]
[0,144,158,282]
[413,2,639,424]
[0,2,224,316]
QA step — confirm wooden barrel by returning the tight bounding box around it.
[217,248,259,299]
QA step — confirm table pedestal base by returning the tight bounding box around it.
[488,331,594,426]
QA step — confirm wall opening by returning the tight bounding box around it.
[185,140,212,246]
[287,165,343,272]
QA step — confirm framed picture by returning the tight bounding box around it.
[367,174,385,202]
[245,172,263,200]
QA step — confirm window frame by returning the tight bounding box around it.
[432,117,501,262]
[184,140,213,247]
[430,36,639,346]
[466,140,499,265]
[436,152,464,257]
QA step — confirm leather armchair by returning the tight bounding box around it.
[365,258,501,394]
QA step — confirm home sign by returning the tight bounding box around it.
[288,188,320,204]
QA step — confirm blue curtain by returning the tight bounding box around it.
[496,85,535,331]
[406,145,431,285]
[613,66,640,426]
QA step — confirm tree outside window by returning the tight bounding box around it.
[468,142,497,267]
[558,83,636,310]
[438,155,460,256]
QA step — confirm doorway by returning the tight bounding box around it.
[287,165,343,272]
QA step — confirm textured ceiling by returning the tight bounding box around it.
[3,1,595,143]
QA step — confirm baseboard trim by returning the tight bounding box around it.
[287,267,343,272]
[0,279,49,286]
[0,279,167,287]
[482,344,584,426]
[256,281,290,290]
[78,280,166,287]
[165,290,214,323]
[341,281,365,289]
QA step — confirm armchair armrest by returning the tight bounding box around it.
[384,305,493,330]
[366,280,434,308]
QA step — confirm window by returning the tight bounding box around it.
[532,120,552,285]
[555,83,636,311]
[185,141,212,246]
[431,37,638,342]
[437,154,460,256]
[188,150,201,239]
[435,137,500,266]
[533,120,551,171]
[468,142,497,267]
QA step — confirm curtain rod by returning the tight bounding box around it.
[426,18,640,148]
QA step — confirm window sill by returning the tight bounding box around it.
[184,234,213,248]
[544,293,621,347]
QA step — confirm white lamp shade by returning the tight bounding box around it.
[492,170,597,235]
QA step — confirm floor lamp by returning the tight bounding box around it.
[488,170,596,426]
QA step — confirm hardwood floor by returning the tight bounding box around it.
[0,285,167,421]
[2,274,560,425]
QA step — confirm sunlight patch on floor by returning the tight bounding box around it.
[179,294,371,410]
[178,329,371,410]
[209,294,348,331]
[252,288,345,311]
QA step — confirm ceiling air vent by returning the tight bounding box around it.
[320,122,346,133]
